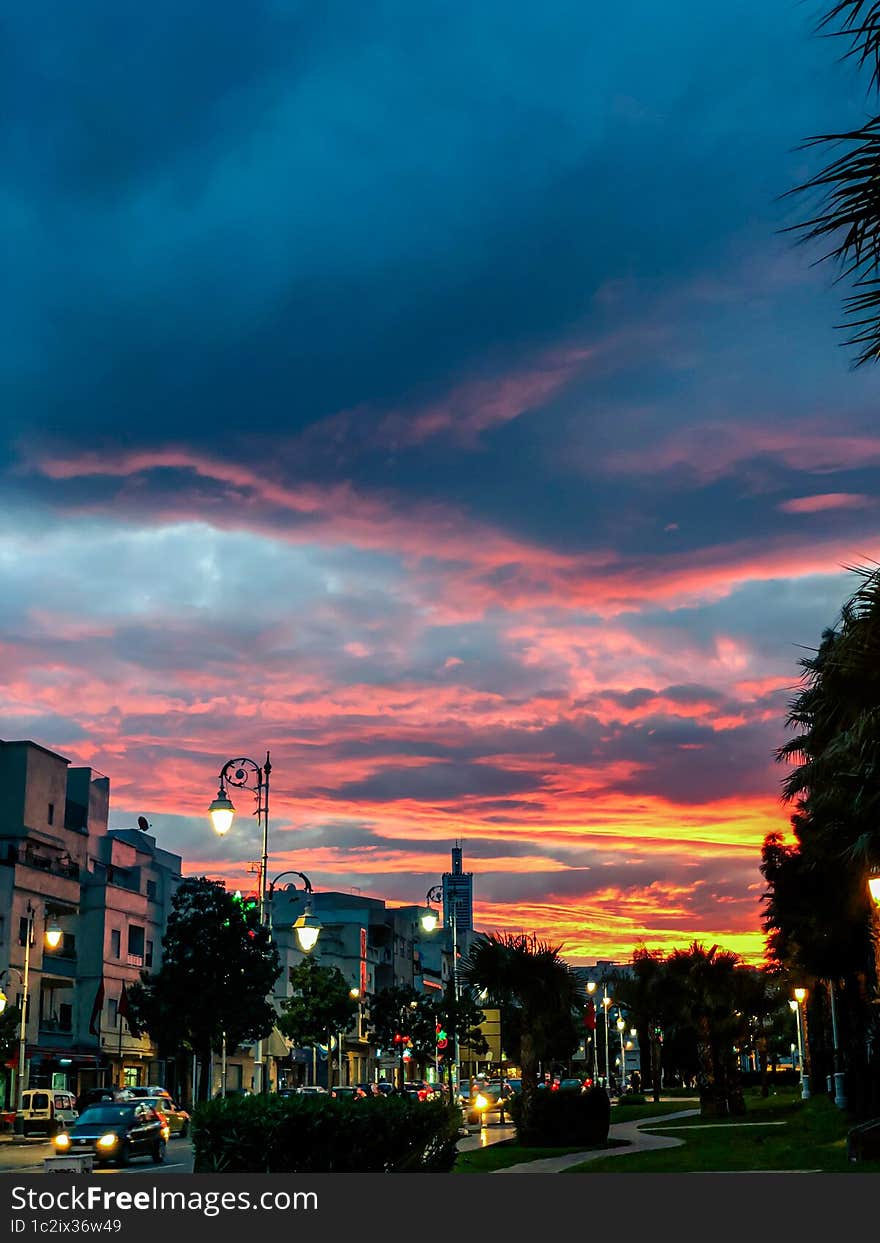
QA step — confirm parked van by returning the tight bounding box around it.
[15,1089,78,1137]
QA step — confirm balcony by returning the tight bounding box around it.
[42,953,77,979]
[0,843,80,880]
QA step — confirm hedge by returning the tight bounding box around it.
[191,1093,462,1173]
[507,1085,611,1147]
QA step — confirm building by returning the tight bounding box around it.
[442,843,473,938]
[0,739,181,1104]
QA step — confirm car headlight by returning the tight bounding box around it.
[54,1134,71,1149]
[97,1133,119,1149]
[474,1093,488,1110]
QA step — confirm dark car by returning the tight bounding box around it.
[53,1102,167,1167]
[330,1086,359,1100]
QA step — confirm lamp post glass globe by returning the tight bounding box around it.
[794,987,806,1003]
[421,909,438,933]
[0,988,6,1016]
[45,920,63,950]
[789,999,798,1012]
[293,908,322,952]
[208,788,236,836]
[616,1018,625,1032]
[586,981,596,995]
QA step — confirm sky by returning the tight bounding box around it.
[2,2,879,966]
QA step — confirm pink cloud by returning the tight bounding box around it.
[778,493,873,515]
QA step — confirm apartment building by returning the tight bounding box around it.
[0,739,181,1103]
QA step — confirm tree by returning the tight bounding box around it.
[763,564,880,1116]
[790,5,880,364]
[666,939,750,1118]
[277,958,358,1081]
[460,932,581,1136]
[615,948,673,1103]
[130,877,280,1100]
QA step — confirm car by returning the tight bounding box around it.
[125,1085,173,1100]
[15,1089,78,1138]
[464,1080,514,1125]
[330,1086,359,1100]
[138,1095,191,1137]
[53,1101,167,1167]
[296,1085,327,1096]
[555,1078,587,1093]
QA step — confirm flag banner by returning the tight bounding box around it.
[88,978,105,1036]
[584,998,596,1030]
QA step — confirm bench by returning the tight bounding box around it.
[847,1117,880,1162]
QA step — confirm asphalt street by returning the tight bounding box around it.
[0,1137,195,1175]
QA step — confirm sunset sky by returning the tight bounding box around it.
[2,4,878,966]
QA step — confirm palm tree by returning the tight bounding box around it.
[460,932,581,1135]
[664,943,750,1118]
[789,5,880,364]
[615,948,673,1103]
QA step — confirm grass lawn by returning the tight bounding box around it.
[562,1090,880,1174]
[453,1089,880,1174]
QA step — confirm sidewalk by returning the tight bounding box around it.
[492,1107,700,1172]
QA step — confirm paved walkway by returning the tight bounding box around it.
[493,1108,700,1173]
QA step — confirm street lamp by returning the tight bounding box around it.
[602,993,612,1087]
[208,753,274,1093]
[585,981,598,1085]
[267,871,322,953]
[421,884,461,1101]
[7,904,64,1113]
[790,992,810,1100]
[616,1016,626,1089]
[208,755,271,918]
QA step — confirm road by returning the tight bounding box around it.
[0,1137,194,1175]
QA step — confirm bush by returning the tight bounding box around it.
[191,1093,461,1173]
[507,1085,611,1147]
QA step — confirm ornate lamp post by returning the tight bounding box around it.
[208,754,271,919]
[616,1016,626,1089]
[267,871,322,952]
[421,884,460,1100]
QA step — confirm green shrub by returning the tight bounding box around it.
[191,1094,461,1173]
[507,1085,610,1147]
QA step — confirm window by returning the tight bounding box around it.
[18,916,30,947]
[47,803,54,825]
[146,880,157,900]
[110,929,121,958]
[107,998,118,1029]
[58,1003,72,1032]
[145,940,154,968]
[128,925,145,957]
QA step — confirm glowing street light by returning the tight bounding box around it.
[790,991,810,1100]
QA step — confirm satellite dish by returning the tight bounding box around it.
[137,816,150,831]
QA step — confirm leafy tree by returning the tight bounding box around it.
[277,958,358,1067]
[789,4,880,364]
[460,932,581,1134]
[130,877,280,1100]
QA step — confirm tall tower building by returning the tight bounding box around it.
[442,843,473,936]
